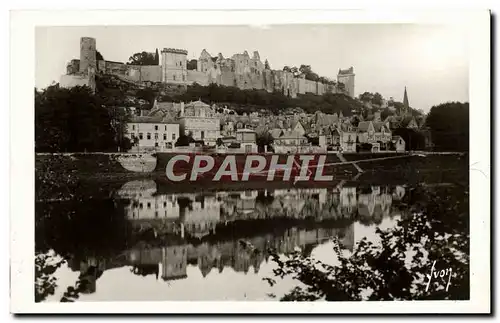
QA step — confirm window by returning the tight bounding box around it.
[155,125,158,131]
[163,134,167,140]
[155,142,159,147]
[180,61,182,67]
[155,133,158,140]
[139,203,143,209]
[132,125,135,130]
[147,202,151,209]
[173,75,176,81]
[165,125,167,131]
[139,133,144,140]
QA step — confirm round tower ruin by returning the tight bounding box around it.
[79,37,97,74]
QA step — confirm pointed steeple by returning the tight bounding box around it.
[403,86,409,114]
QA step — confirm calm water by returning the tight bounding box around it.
[35,179,469,302]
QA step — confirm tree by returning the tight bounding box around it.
[299,64,319,82]
[256,132,274,152]
[154,48,159,65]
[136,88,157,106]
[351,115,360,127]
[265,185,469,301]
[127,51,156,65]
[175,134,195,147]
[283,66,291,72]
[96,50,104,61]
[264,59,270,70]
[187,59,198,70]
[35,85,122,152]
[381,107,395,120]
[393,128,425,151]
[372,92,383,105]
[359,92,373,102]
[426,102,469,151]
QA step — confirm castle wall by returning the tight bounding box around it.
[302,79,318,94]
[220,69,236,87]
[67,59,80,75]
[106,61,128,75]
[187,70,209,86]
[97,60,106,73]
[139,66,162,82]
[125,66,141,82]
[69,39,347,97]
[60,74,92,89]
[262,70,274,92]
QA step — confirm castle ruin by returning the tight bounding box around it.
[61,37,356,98]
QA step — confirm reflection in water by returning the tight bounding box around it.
[35,179,466,302]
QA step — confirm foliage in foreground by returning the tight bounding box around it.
[265,185,469,301]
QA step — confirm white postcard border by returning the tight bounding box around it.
[10,9,490,313]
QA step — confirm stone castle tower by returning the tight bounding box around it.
[161,48,188,83]
[337,67,355,98]
[79,37,97,75]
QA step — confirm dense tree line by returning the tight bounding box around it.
[426,102,469,151]
[127,49,160,65]
[35,85,133,153]
[161,83,363,116]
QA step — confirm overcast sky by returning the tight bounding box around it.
[36,24,469,112]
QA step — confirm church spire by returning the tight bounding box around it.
[403,86,409,114]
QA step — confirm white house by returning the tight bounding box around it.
[126,116,180,152]
[235,128,258,153]
[392,136,406,152]
[357,121,392,145]
[273,130,310,154]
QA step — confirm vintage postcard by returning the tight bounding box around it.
[10,9,490,314]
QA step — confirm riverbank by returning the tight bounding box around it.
[35,152,468,201]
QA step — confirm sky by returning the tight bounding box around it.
[36,24,469,112]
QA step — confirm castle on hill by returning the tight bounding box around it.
[60,37,355,98]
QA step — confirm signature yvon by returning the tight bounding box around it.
[425,260,453,292]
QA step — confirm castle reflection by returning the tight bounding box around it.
[64,180,408,295]
[116,180,407,238]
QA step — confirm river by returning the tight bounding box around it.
[35,178,469,302]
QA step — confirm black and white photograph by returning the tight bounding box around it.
[9,9,490,314]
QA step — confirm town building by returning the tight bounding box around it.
[235,128,258,153]
[391,136,406,152]
[273,130,309,154]
[357,121,392,148]
[179,100,220,146]
[126,116,180,152]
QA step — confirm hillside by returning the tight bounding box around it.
[95,74,363,116]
